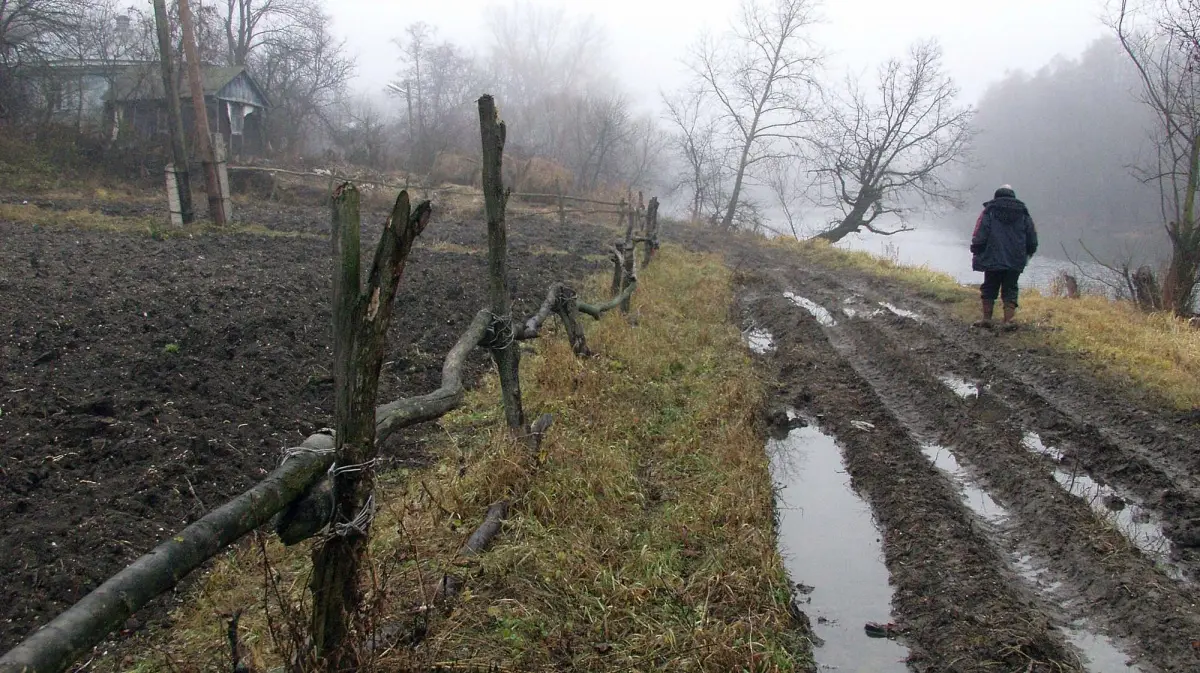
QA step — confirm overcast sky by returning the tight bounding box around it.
[327,0,1111,108]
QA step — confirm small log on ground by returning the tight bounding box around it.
[479,94,525,431]
[0,433,336,673]
[436,413,552,600]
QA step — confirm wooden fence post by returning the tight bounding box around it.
[642,196,660,267]
[478,94,525,431]
[177,0,225,226]
[309,185,432,670]
[556,179,566,227]
[152,0,193,225]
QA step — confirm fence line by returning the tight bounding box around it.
[2,105,663,673]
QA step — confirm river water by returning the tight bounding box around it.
[833,222,1080,292]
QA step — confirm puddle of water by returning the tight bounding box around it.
[1065,628,1142,672]
[743,326,775,354]
[768,421,909,672]
[879,302,923,320]
[784,292,838,327]
[921,442,1144,672]
[842,306,885,319]
[919,444,1010,524]
[1022,433,1181,580]
[938,374,982,400]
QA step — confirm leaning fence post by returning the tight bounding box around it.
[309,185,432,670]
[478,94,525,431]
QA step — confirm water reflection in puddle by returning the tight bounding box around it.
[743,326,775,354]
[1065,628,1142,672]
[1022,433,1182,580]
[768,420,909,672]
[879,302,923,320]
[919,443,1144,671]
[938,374,982,400]
[920,444,1009,523]
[784,292,838,327]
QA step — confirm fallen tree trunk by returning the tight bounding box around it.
[0,433,336,673]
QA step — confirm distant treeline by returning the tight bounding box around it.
[963,37,1165,264]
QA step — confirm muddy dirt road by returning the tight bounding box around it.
[727,233,1200,671]
[0,198,613,652]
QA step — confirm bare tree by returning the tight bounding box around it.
[1115,0,1200,314]
[221,0,315,66]
[253,7,354,155]
[0,0,84,121]
[663,87,728,222]
[390,22,480,172]
[685,0,821,230]
[763,154,808,239]
[811,40,973,243]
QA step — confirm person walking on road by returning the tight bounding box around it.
[970,185,1039,331]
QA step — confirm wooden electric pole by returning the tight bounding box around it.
[177,0,226,226]
[152,0,194,224]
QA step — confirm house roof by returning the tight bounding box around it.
[106,64,269,107]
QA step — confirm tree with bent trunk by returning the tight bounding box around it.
[811,40,973,243]
[683,0,821,231]
[1114,0,1200,315]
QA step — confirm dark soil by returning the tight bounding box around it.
[0,197,613,653]
[679,225,1200,672]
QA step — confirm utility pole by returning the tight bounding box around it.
[177,0,227,226]
[152,0,194,224]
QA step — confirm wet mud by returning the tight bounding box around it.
[711,225,1200,671]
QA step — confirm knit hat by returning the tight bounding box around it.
[994,184,1016,199]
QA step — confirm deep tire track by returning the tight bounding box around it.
[747,283,1083,672]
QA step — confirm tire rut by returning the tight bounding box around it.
[746,283,1085,671]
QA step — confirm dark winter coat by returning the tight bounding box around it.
[970,196,1039,272]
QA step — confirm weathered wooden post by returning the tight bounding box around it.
[308,185,432,670]
[177,0,226,226]
[556,179,566,227]
[642,196,660,267]
[152,0,193,225]
[213,133,233,221]
[478,94,525,431]
[619,198,637,313]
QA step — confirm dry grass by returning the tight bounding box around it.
[100,245,809,672]
[768,236,971,303]
[1016,292,1200,409]
[0,202,323,241]
[761,234,1199,410]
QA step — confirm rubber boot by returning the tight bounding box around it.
[1000,303,1018,332]
[972,299,995,328]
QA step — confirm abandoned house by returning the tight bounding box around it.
[106,64,270,157]
[32,61,269,157]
